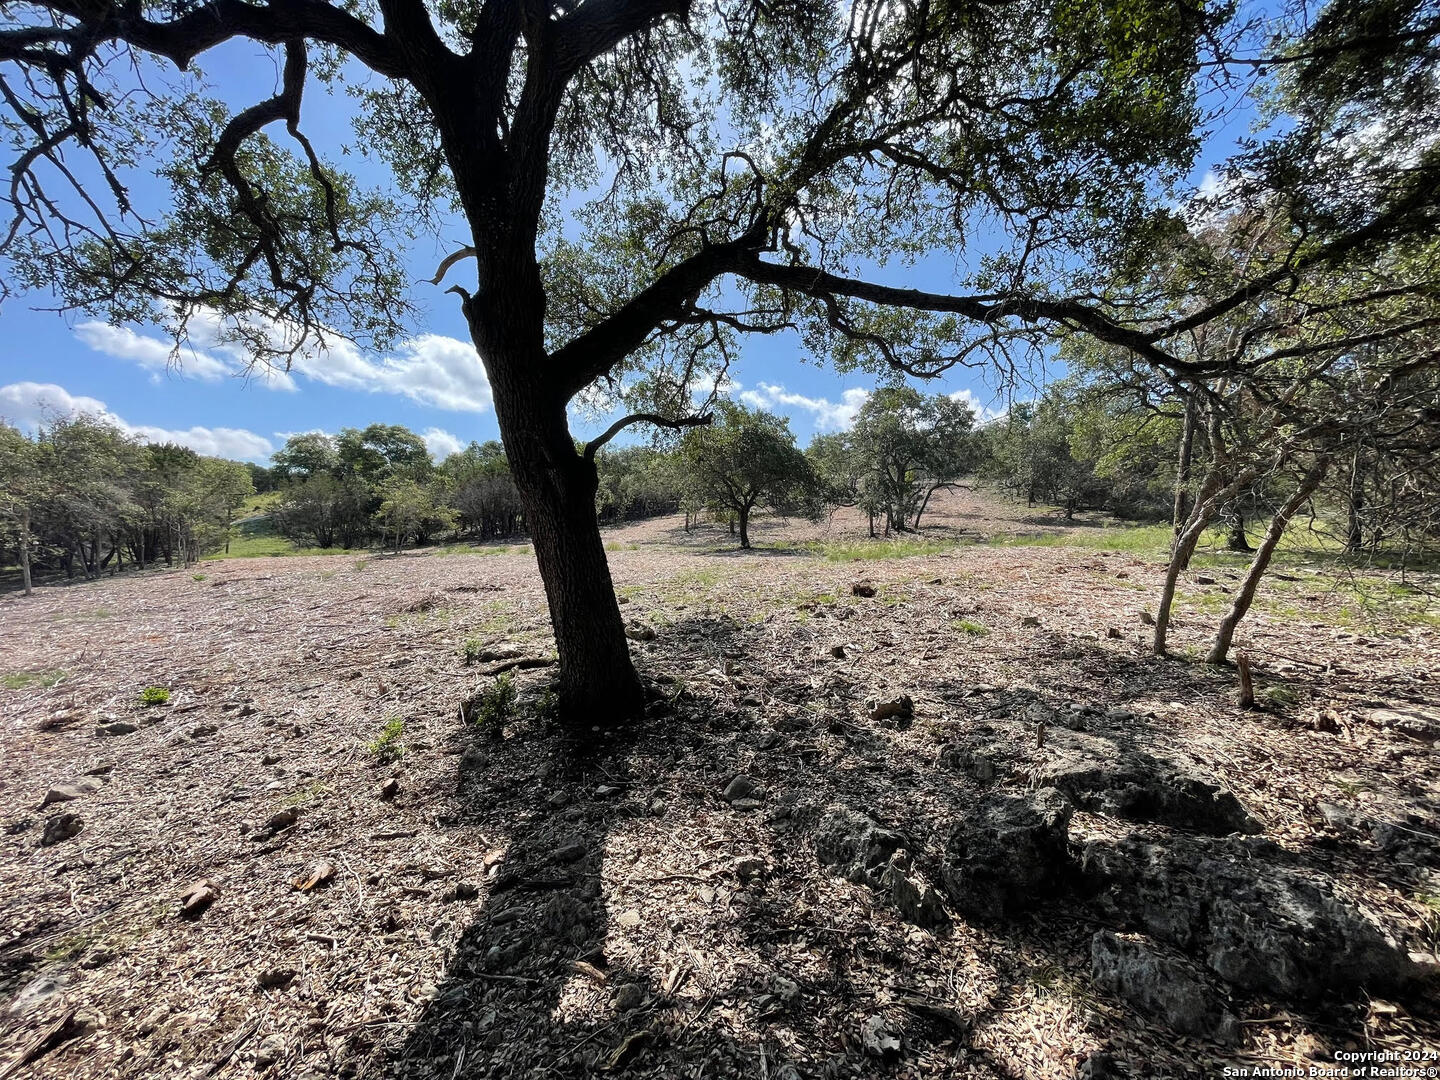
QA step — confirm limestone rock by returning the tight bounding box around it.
[940,788,1072,920]
[40,812,83,846]
[884,853,949,929]
[1091,931,1236,1041]
[95,721,138,737]
[39,777,102,808]
[253,1033,286,1070]
[8,973,65,1016]
[814,807,902,890]
[1083,836,1418,1001]
[860,1015,900,1058]
[721,774,760,804]
[1026,729,1259,835]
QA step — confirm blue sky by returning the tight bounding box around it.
[0,37,1251,465]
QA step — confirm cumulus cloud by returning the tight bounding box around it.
[0,381,274,462]
[420,427,465,460]
[738,382,870,431]
[74,314,491,411]
[292,333,492,414]
[948,387,1004,421]
[77,319,297,391]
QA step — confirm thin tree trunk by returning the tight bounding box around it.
[19,505,32,596]
[1345,448,1364,554]
[1206,459,1328,665]
[1156,465,1250,655]
[914,483,946,531]
[1173,393,1196,533]
[738,503,752,549]
[1225,509,1254,552]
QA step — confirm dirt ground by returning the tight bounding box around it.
[2,486,1437,1080]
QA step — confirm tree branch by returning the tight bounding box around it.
[582,411,711,463]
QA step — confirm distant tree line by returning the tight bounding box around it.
[0,415,254,593]
[8,359,1433,593]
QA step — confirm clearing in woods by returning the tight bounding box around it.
[1,485,1437,1078]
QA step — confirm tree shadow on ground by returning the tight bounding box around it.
[375,616,1436,1080]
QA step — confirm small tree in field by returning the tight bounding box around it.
[679,404,821,550]
[850,388,977,533]
[374,476,454,553]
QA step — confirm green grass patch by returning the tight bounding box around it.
[139,685,170,706]
[2,668,66,690]
[989,523,1200,556]
[435,543,530,557]
[206,512,352,559]
[238,491,282,515]
[367,717,406,762]
[951,618,989,636]
[800,536,965,561]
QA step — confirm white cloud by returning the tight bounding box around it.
[123,423,274,460]
[948,387,1004,422]
[0,381,273,462]
[76,319,297,391]
[74,314,490,411]
[739,382,870,431]
[420,427,465,459]
[291,332,493,414]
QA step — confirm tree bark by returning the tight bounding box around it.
[1345,448,1364,553]
[1206,459,1328,665]
[1172,392,1196,533]
[479,330,645,728]
[1225,508,1254,552]
[1155,464,1249,655]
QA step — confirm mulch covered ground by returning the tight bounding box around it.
[2,488,1437,1079]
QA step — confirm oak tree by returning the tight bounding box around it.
[5,0,1436,728]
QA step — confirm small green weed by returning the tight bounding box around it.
[367,716,407,762]
[192,573,206,582]
[952,619,989,637]
[1263,684,1300,708]
[465,672,516,737]
[3,669,66,690]
[139,685,170,706]
[462,637,485,665]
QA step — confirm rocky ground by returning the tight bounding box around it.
[2,487,1438,1080]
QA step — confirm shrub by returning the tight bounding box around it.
[139,686,170,706]
[465,672,516,738]
[367,716,406,762]
[462,637,485,665]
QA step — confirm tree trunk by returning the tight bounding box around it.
[1206,459,1327,665]
[1172,393,1196,534]
[19,505,32,596]
[1345,448,1364,554]
[1225,509,1254,552]
[1155,465,1240,655]
[482,347,645,728]
[738,502,752,549]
